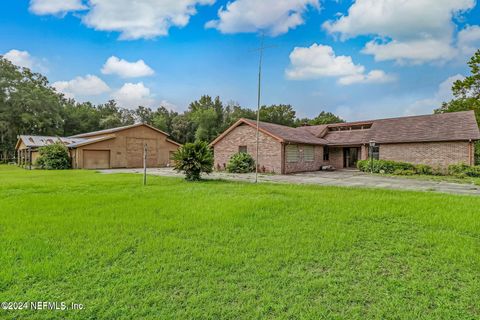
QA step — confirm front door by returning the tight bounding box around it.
[343,147,359,168]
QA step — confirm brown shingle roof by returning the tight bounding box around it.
[211,111,480,147]
[241,118,329,145]
[367,111,480,143]
[210,118,329,145]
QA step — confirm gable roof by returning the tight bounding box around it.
[210,118,329,146]
[16,135,88,149]
[210,111,480,147]
[322,111,480,145]
[70,123,169,138]
[66,135,116,148]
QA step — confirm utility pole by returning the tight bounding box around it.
[252,33,275,183]
[143,143,147,186]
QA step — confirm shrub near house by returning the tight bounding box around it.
[36,143,71,170]
[173,141,213,181]
[227,152,256,173]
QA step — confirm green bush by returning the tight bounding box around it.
[414,164,434,175]
[357,159,415,174]
[173,141,213,181]
[358,159,437,176]
[448,163,480,178]
[393,169,416,176]
[36,143,71,170]
[226,152,256,173]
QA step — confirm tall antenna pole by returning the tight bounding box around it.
[255,34,265,184]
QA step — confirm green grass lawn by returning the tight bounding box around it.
[1,165,479,319]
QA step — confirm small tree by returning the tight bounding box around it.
[36,142,71,169]
[173,141,213,181]
[227,152,255,173]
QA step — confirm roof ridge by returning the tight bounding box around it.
[338,110,474,125]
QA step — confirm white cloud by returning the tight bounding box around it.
[458,25,480,56]
[285,43,393,85]
[3,49,34,69]
[323,0,476,64]
[362,38,457,64]
[82,0,215,40]
[338,70,394,85]
[206,0,319,36]
[405,74,464,115]
[112,82,154,108]
[101,56,154,78]
[52,75,110,99]
[29,0,86,15]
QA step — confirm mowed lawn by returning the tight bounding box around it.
[0,165,479,319]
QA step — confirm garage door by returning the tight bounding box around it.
[126,138,157,168]
[83,150,110,169]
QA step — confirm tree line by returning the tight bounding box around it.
[0,57,344,161]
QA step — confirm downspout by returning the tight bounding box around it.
[281,142,285,174]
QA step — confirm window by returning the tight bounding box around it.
[303,146,314,161]
[369,146,380,160]
[238,145,247,153]
[323,146,330,161]
[286,145,299,163]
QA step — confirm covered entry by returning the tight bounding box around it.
[83,150,110,169]
[343,147,360,168]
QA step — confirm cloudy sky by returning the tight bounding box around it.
[2,0,480,120]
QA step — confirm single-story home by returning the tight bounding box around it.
[15,123,180,169]
[210,111,480,174]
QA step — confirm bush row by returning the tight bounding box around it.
[448,163,480,178]
[358,159,480,178]
[357,159,436,176]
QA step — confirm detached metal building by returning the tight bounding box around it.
[15,123,181,169]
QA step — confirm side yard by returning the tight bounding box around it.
[1,165,479,319]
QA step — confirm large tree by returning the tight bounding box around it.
[295,111,345,127]
[188,95,225,142]
[259,104,296,127]
[0,57,64,160]
[434,49,480,164]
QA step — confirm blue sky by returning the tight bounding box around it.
[1,0,480,121]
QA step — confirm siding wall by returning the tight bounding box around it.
[72,126,179,169]
[284,144,324,173]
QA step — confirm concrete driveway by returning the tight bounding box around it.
[99,168,480,196]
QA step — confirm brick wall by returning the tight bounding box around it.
[284,144,324,173]
[213,124,283,173]
[380,141,473,169]
[328,147,344,169]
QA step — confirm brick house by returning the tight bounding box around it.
[210,111,480,174]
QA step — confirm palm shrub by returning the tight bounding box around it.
[226,152,255,173]
[36,142,71,170]
[173,141,213,181]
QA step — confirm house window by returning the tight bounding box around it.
[286,145,299,163]
[238,145,247,153]
[303,146,314,161]
[369,146,380,160]
[323,146,330,161]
